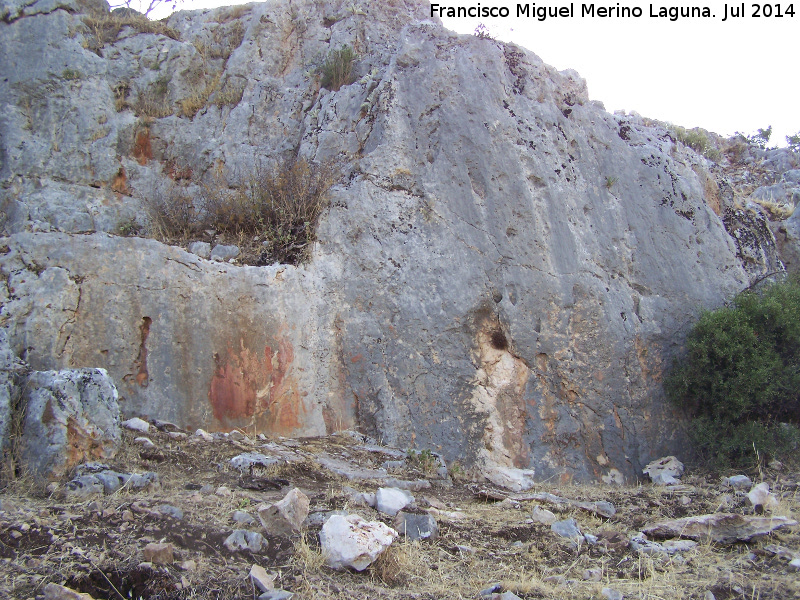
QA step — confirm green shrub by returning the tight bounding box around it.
[787,131,800,153]
[670,125,717,159]
[665,276,800,466]
[319,45,356,91]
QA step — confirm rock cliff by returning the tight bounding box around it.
[0,0,793,482]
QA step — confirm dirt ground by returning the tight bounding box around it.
[1,426,798,600]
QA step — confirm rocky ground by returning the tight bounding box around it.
[0,423,798,600]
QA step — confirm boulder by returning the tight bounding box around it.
[319,514,397,571]
[747,482,778,512]
[224,530,266,553]
[643,456,684,485]
[643,513,797,544]
[394,511,439,540]
[143,542,174,564]
[19,369,120,481]
[376,487,414,516]
[257,488,310,537]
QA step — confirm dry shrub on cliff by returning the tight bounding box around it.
[82,12,179,54]
[202,155,340,265]
[141,177,200,241]
[138,155,340,265]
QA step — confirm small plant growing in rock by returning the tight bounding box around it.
[407,449,438,475]
[319,45,356,91]
[61,68,82,81]
[604,176,618,190]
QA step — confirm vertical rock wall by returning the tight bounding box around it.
[0,0,774,481]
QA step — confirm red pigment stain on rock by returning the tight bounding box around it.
[209,336,304,434]
[349,354,362,363]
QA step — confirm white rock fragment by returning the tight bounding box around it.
[231,452,278,471]
[319,514,398,571]
[483,465,536,492]
[643,456,684,485]
[531,506,557,525]
[258,488,310,537]
[747,482,779,512]
[376,487,414,516]
[224,530,265,553]
[122,417,150,433]
[194,429,213,442]
[722,474,752,490]
[134,437,155,448]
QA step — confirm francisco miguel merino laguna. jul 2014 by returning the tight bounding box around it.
[429,3,796,21]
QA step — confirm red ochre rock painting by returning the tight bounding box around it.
[208,336,304,434]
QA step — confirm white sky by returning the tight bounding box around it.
[145,0,799,146]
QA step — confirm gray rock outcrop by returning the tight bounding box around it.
[19,368,120,480]
[0,0,783,482]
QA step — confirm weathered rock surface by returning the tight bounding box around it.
[0,329,26,450]
[319,513,398,571]
[643,513,798,544]
[394,511,439,540]
[19,368,120,480]
[643,456,684,485]
[0,0,788,482]
[224,529,266,553]
[257,488,310,537]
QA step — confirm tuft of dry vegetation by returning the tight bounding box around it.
[82,13,179,54]
[193,21,246,61]
[137,154,341,265]
[134,77,173,118]
[212,75,246,109]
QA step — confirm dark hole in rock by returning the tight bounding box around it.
[490,329,508,351]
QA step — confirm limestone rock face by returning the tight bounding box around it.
[19,368,120,480]
[0,0,774,481]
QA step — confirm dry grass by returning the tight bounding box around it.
[2,426,798,599]
[212,76,246,109]
[178,71,221,119]
[193,21,246,61]
[753,198,795,220]
[82,13,179,54]
[134,77,172,118]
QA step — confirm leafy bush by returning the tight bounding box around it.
[670,125,719,160]
[319,45,356,91]
[665,276,800,466]
[787,131,800,153]
[734,125,773,150]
